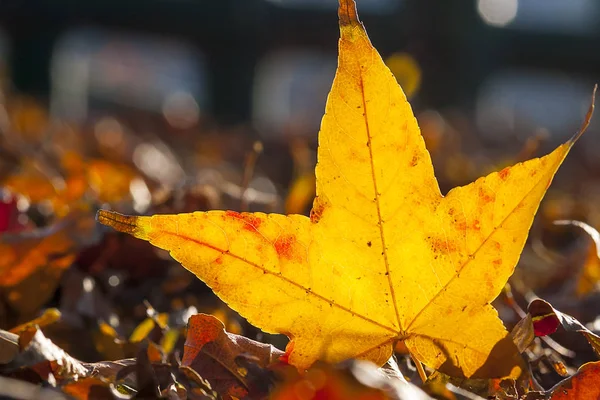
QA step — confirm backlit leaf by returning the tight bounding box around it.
[98,0,595,379]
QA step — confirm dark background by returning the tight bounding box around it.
[1,0,598,138]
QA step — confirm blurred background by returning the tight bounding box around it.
[1,0,599,194]
[1,0,600,171]
[2,0,600,379]
[2,0,600,286]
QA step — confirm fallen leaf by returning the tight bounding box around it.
[97,0,595,378]
[182,314,283,400]
[547,361,600,399]
[0,226,76,314]
[521,298,600,357]
[1,326,89,381]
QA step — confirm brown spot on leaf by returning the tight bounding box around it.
[310,198,328,223]
[499,167,511,181]
[472,220,481,231]
[410,154,418,167]
[493,259,502,266]
[225,210,241,219]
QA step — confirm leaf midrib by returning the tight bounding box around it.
[356,70,402,332]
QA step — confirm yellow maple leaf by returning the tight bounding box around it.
[98,0,594,378]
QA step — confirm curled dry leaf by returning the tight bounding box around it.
[510,298,600,357]
[1,326,89,381]
[182,314,283,400]
[98,0,596,379]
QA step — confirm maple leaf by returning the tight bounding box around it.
[98,0,595,378]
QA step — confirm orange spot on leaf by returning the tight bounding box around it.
[499,167,511,181]
[493,259,502,266]
[478,187,495,204]
[310,198,328,223]
[275,234,302,262]
[225,210,262,231]
[281,340,294,364]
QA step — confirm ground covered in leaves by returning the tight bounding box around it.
[2,7,600,396]
[0,92,599,400]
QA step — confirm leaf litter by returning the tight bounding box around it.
[0,0,599,399]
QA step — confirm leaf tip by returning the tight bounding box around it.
[569,84,597,144]
[96,210,144,237]
[338,0,360,27]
